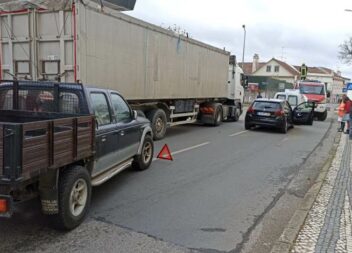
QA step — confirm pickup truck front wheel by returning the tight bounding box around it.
[49,166,92,230]
[132,135,154,171]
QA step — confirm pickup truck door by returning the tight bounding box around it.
[90,92,120,175]
[110,93,140,161]
[292,102,315,125]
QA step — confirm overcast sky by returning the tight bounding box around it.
[128,0,352,79]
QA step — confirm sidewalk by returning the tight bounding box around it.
[292,133,352,253]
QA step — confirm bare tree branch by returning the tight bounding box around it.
[339,37,352,64]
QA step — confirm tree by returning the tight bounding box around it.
[339,37,352,64]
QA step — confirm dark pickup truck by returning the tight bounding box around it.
[0,80,154,230]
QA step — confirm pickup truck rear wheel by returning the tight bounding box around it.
[147,109,167,140]
[49,166,91,230]
[132,135,154,171]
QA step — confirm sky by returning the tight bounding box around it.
[128,0,352,79]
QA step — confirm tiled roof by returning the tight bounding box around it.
[273,58,300,75]
[241,62,265,75]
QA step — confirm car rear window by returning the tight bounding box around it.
[276,94,286,100]
[253,101,281,110]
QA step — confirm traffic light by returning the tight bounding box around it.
[300,64,308,80]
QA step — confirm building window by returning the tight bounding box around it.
[266,66,272,72]
[274,66,280,72]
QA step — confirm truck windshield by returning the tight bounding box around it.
[299,85,325,95]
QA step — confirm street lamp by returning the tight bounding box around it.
[241,24,246,69]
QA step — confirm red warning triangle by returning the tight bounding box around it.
[157,144,173,161]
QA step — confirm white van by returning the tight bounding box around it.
[274,89,307,109]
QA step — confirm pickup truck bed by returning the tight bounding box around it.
[0,112,94,185]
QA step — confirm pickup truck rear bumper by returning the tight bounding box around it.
[0,195,13,218]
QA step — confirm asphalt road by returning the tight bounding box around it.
[0,112,336,253]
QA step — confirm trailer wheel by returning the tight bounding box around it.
[147,109,167,140]
[49,166,91,230]
[132,135,154,171]
[233,108,240,122]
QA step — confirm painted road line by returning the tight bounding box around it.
[229,130,248,137]
[153,142,210,161]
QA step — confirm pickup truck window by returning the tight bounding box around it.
[59,92,80,114]
[110,93,131,123]
[90,92,112,126]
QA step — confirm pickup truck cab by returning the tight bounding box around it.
[0,80,154,230]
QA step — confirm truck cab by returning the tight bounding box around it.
[296,81,328,121]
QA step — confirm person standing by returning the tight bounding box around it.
[343,95,351,134]
[337,98,345,132]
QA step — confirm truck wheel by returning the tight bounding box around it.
[132,135,154,171]
[49,166,91,230]
[147,109,167,140]
[213,106,222,126]
[233,108,240,122]
[318,110,327,121]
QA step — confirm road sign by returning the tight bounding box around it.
[347,83,352,90]
[343,88,347,93]
[157,144,173,161]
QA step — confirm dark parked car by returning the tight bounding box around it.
[245,98,314,133]
[0,80,154,230]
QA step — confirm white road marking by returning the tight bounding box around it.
[153,142,210,161]
[229,130,248,137]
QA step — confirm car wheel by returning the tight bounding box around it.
[132,135,154,171]
[49,166,91,230]
[146,109,167,140]
[280,118,288,134]
[245,121,251,130]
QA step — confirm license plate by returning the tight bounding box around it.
[257,112,271,116]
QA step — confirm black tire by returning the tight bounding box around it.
[232,108,240,122]
[213,106,222,126]
[280,118,288,134]
[318,110,327,121]
[245,121,251,130]
[132,135,154,171]
[146,109,167,140]
[49,166,91,231]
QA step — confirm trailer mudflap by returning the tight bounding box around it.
[0,195,13,218]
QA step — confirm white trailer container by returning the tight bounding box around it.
[0,0,245,139]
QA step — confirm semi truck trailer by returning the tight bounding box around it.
[0,0,245,139]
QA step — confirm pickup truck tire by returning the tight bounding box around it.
[132,135,154,171]
[147,109,167,140]
[49,166,91,230]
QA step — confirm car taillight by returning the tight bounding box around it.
[275,110,285,116]
[247,106,254,113]
[0,199,8,213]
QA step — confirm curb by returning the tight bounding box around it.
[270,131,342,253]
